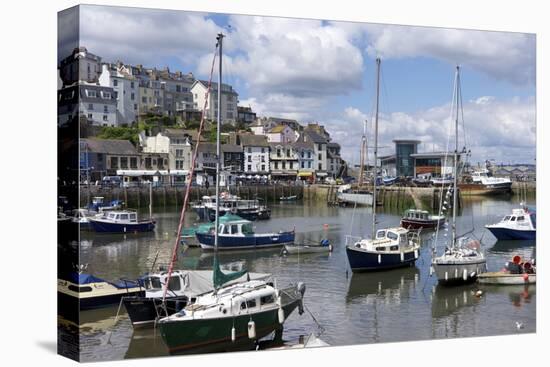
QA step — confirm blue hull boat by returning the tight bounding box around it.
[89,220,155,233]
[346,246,417,272]
[197,231,294,250]
[485,227,536,240]
[89,210,155,233]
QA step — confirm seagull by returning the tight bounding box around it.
[516,322,524,330]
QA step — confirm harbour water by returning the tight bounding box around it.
[71,196,536,361]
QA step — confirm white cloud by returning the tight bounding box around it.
[197,15,365,98]
[327,96,535,165]
[78,5,223,67]
[362,24,535,85]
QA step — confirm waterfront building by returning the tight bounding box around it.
[410,152,459,178]
[293,139,315,182]
[222,144,244,173]
[327,142,343,178]
[80,138,139,181]
[238,134,270,174]
[191,80,238,124]
[99,63,140,125]
[58,84,117,127]
[269,142,299,181]
[378,139,421,177]
[59,46,102,87]
[302,130,328,180]
[138,79,164,116]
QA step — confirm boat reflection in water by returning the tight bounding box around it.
[479,284,536,309]
[489,240,536,253]
[430,284,483,319]
[346,267,420,304]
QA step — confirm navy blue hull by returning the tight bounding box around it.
[89,220,155,233]
[58,289,145,313]
[197,232,294,250]
[346,246,417,272]
[486,227,536,240]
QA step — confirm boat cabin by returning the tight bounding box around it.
[498,208,535,229]
[217,220,255,236]
[371,228,409,252]
[142,272,186,297]
[103,210,138,223]
[403,209,430,221]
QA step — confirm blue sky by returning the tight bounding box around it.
[67,5,536,165]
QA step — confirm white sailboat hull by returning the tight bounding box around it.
[433,258,487,284]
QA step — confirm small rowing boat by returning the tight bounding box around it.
[283,239,333,255]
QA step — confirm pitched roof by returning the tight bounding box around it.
[303,130,328,144]
[268,125,288,133]
[238,134,269,147]
[80,139,138,155]
[292,139,314,150]
[222,144,242,153]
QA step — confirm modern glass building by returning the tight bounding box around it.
[394,139,420,177]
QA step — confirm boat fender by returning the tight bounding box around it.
[329,244,333,252]
[463,269,468,281]
[231,326,236,342]
[523,273,529,282]
[470,272,476,278]
[429,266,434,276]
[248,320,256,339]
[414,249,419,259]
[454,268,458,279]
[445,272,448,281]
[297,282,306,297]
[278,307,285,324]
[378,254,382,264]
[400,252,404,262]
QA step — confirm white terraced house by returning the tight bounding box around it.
[99,63,140,125]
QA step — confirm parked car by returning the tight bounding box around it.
[102,176,122,188]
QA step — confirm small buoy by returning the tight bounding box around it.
[248,320,256,339]
[463,269,468,281]
[278,307,285,324]
[475,290,483,297]
[378,254,382,264]
[523,273,529,282]
[323,224,329,229]
[231,326,236,342]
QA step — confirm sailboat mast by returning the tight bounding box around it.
[358,120,365,186]
[372,58,380,239]
[452,66,460,248]
[215,33,224,251]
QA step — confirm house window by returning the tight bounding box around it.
[261,165,265,171]
[113,79,118,86]
[104,105,108,113]
[87,113,93,119]
[318,163,322,170]
[301,162,305,169]
[318,143,323,150]
[275,162,278,169]
[130,157,137,168]
[86,90,97,98]
[102,92,111,99]
[261,156,265,162]
[120,157,128,169]
[103,115,108,121]
[287,149,291,157]
[247,147,252,153]
[248,156,252,162]
[142,97,147,103]
[176,160,184,169]
[290,162,293,169]
[110,157,118,169]
[130,81,135,88]
[247,164,251,171]
[134,104,137,110]
[114,91,118,99]
[176,149,184,157]
[88,103,93,110]
[145,158,152,168]
[131,93,135,100]
[301,151,305,158]
[277,149,281,157]
[282,162,286,169]
[318,153,322,160]
[308,152,311,159]
[261,148,265,153]
[308,162,312,168]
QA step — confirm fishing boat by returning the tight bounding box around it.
[57,272,143,311]
[89,209,155,233]
[485,207,536,240]
[196,216,295,251]
[346,58,421,273]
[459,165,512,195]
[180,213,244,247]
[432,66,487,285]
[283,239,333,255]
[123,269,271,328]
[159,34,306,354]
[192,194,269,221]
[401,209,445,230]
[477,255,536,285]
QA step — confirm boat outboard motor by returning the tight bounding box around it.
[320,239,330,247]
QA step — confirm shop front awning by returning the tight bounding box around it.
[298,171,313,177]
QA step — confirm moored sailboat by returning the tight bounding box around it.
[431,66,487,285]
[345,58,421,272]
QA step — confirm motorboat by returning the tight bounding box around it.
[89,209,155,233]
[485,207,536,240]
[400,209,445,230]
[123,269,270,328]
[477,255,536,285]
[196,216,294,251]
